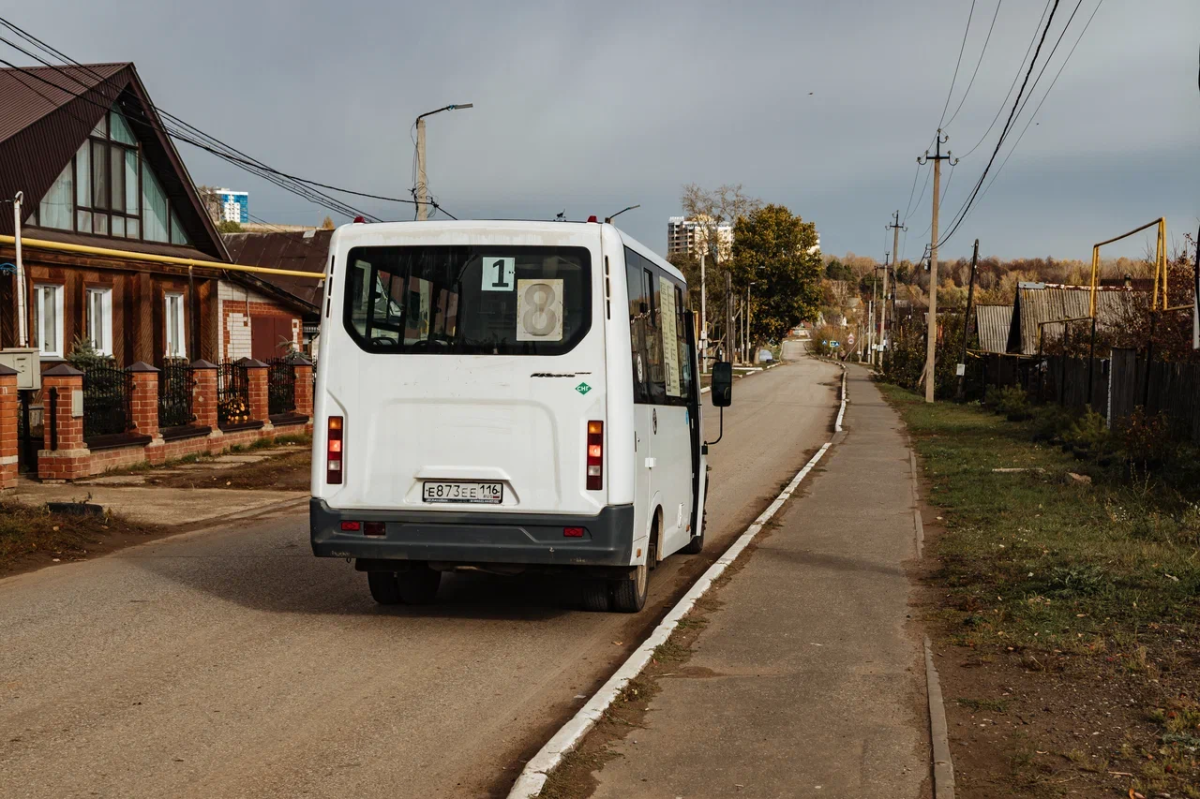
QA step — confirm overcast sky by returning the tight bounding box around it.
[11,0,1200,261]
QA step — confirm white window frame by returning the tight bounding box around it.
[33,283,64,358]
[165,292,187,358]
[86,286,114,355]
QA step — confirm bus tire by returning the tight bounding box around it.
[398,564,441,605]
[367,571,402,605]
[581,580,610,612]
[611,560,648,613]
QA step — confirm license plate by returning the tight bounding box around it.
[422,481,503,505]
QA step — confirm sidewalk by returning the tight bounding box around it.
[589,367,928,798]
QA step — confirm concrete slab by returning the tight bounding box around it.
[591,367,928,799]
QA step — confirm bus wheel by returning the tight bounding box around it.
[580,580,610,612]
[611,560,648,613]
[398,564,441,605]
[367,571,402,605]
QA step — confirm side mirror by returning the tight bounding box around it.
[711,361,733,407]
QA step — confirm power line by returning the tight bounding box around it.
[0,44,379,222]
[959,0,1053,159]
[906,162,932,226]
[943,0,1004,131]
[901,162,927,222]
[937,0,1063,248]
[939,0,978,128]
[0,20,452,222]
[970,0,1105,213]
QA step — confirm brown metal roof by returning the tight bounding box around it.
[973,305,1012,354]
[0,62,229,263]
[1008,283,1138,355]
[0,62,128,143]
[222,230,331,312]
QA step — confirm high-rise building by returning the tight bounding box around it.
[216,189,249,224]
[667,216,733,261]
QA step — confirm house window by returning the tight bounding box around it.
[86,287,114,355]
[32,102,192,246]
[33,284,64,358]
[165,292,187,358]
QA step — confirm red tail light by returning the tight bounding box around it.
[586,420,603,490]
[327,416,344,484]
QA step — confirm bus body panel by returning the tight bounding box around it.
[311,221,702,572]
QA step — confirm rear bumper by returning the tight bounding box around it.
[310,499,635,567]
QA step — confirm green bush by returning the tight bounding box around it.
[1031,405,1078,444]
[992,385,1031,421]
[1062,410,1112,461]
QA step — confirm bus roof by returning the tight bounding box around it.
[333,220,686,284]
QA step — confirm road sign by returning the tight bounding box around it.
[847,333,856,347]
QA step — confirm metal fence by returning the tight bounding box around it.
[218,363,251,427]
[83,363,132,440]
[267,358,296,416]
[159,359,195,429]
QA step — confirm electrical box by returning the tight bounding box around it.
[0,349,41,391]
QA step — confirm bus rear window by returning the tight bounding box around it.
[343,246,591,355]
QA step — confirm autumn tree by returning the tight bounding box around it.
[321,216,336,230]
[730,204,822,347]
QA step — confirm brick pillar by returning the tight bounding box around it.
[127,362,161,439]
[0,366,18,490]
[38,364,89,482]
[240,358,270,426]
[191,359,219,430]
[292,358,313,418]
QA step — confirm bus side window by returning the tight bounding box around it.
[675,284,692,400]
[626,261,649,403]
[643,268,666,403]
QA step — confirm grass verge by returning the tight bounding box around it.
[879,382,1200,798]
[0,501,160,574]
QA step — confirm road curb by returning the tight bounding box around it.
[699,359,782,395]
[835,366,847,432]
[506,362,843,799]
[910,450,924,559]
[925,636,956,799]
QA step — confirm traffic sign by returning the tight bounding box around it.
[847,333,856,347]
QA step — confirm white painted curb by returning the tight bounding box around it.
[507,377,841,797]
[834,368,847,432]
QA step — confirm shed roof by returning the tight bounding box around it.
[974,305,1013,354]
[1007,283,1138,355]
[222,230,331,314]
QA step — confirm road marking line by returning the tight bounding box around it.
[507,371,841,798]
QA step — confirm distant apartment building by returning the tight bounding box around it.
[667,216,733,261]
[216,189,249,224]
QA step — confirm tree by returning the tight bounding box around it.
[680,183,761,263]
[321,216,335,230]
[730,204,823,346]
[217,220,243,233]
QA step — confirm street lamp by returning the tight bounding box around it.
[415,103,474,221]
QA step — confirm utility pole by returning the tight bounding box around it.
[13,191,27,347]
[725,271,734,363]
[414,103,474,221]
[955,239,980,401]
[917,130,956,402]
[699,251,708,374]
[884,211,904,363]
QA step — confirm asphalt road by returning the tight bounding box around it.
[0,358,840,799]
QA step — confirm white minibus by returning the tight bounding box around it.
[310,220,733,612]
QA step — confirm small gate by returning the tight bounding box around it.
[17,391,41,473]
[267,358,296,416]
[218,363,251,427]
[159,359,195,429]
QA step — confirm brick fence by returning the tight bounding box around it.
[1,357,316,485]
